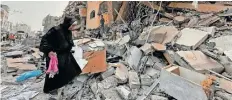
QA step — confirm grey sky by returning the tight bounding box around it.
[2,1,69,31]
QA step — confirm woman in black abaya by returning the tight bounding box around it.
[39,16,82,95]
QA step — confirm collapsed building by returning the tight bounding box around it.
[1,1,232,100]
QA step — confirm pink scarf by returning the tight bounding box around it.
[46,55,58,78]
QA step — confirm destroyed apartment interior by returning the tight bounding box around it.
[1,1,232,100]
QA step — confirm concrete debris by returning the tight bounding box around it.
[159,66,208,100]
[163,12,174,19]
[150,95,168,100]
[100,88,122,100]
[145,67,160,79]
[129,71,140,89]
[198,26,216,36]
[140,43,154,55]
[198,16,220,26]
[115,63,129,83]
[219,79,232,94]
[140,74,154,86]
[209,35,232,52]
[136,80,159,100]
[116,86,131,100]
[127,46,143,71]
[5,51,24,57]
[186,16,199,28]
[101,66,116,79]
[173,16,187,24]
[224,50,232,61]
[177,51,224,73]
[101,76,118,89]
[152,43,166,51]
[215,91,232,100]
[115,35,130,46]
[3,1,232,100]
[176,28,209,50]
[219,56,232,76]
[168,2,232,13]
[159,18,172,23]
[138,26,179,45]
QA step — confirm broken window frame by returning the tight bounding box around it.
[90,10,95,19]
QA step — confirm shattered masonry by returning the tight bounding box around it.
[1,1,232,100]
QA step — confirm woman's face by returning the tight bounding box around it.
[68,21,77,31]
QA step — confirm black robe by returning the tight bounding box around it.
[39,25,82,93]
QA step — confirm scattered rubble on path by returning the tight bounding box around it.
[1,1,232,100]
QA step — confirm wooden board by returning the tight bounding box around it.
[6,58,36,70]
[82,49,107,74]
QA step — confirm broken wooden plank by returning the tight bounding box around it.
[168,2,232,13]
[82,49,107,74]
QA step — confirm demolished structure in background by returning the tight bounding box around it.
[1,1,232,100]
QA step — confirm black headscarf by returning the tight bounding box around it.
[61,16,76,30]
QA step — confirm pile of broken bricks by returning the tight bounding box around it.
[76,2,232,100]
[1,1,232,100]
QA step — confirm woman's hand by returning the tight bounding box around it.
[49,51,57,58]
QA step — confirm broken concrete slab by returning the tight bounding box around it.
[215,91,232,100]
[200,13,214,19]
[101,88,122,100]
[138,26,179,45]
[5,51,24,57]
[145,67,160,79]
[176,28,209,50]
[177,51,224,73]
[159,66,208,100]
[198,26,216,36]
[115,63,129,83]
[186,16,199,28]
[140,43,154,55]
[101,76,118,89]
[168,2,232,13]
[136,80,159,100]
[127,46,143,71]
[115,35,130,46]
[219,56,232,76]
[209,35,232,52]
[150,95,168,100]
[105,43,127,57]
[198,16,220,26]
[151,43,166,51]
[200,49,219,60]
[129,71,140,89]
[140,74,154,86]
[224,50,232,61]
[159,18,172,23]
[219,79,232,94]
[101,66,115,79]
[116,86,131,100]
[76,74,89,83]
[173,16,187,24]
[163,50,176,65]
[163,12,174,19]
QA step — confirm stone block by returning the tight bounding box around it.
[129,71,140,89]
[176,28,208,50]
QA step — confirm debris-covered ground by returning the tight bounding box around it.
[1,1,232,100]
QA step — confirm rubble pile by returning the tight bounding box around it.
[1,1,232,100]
